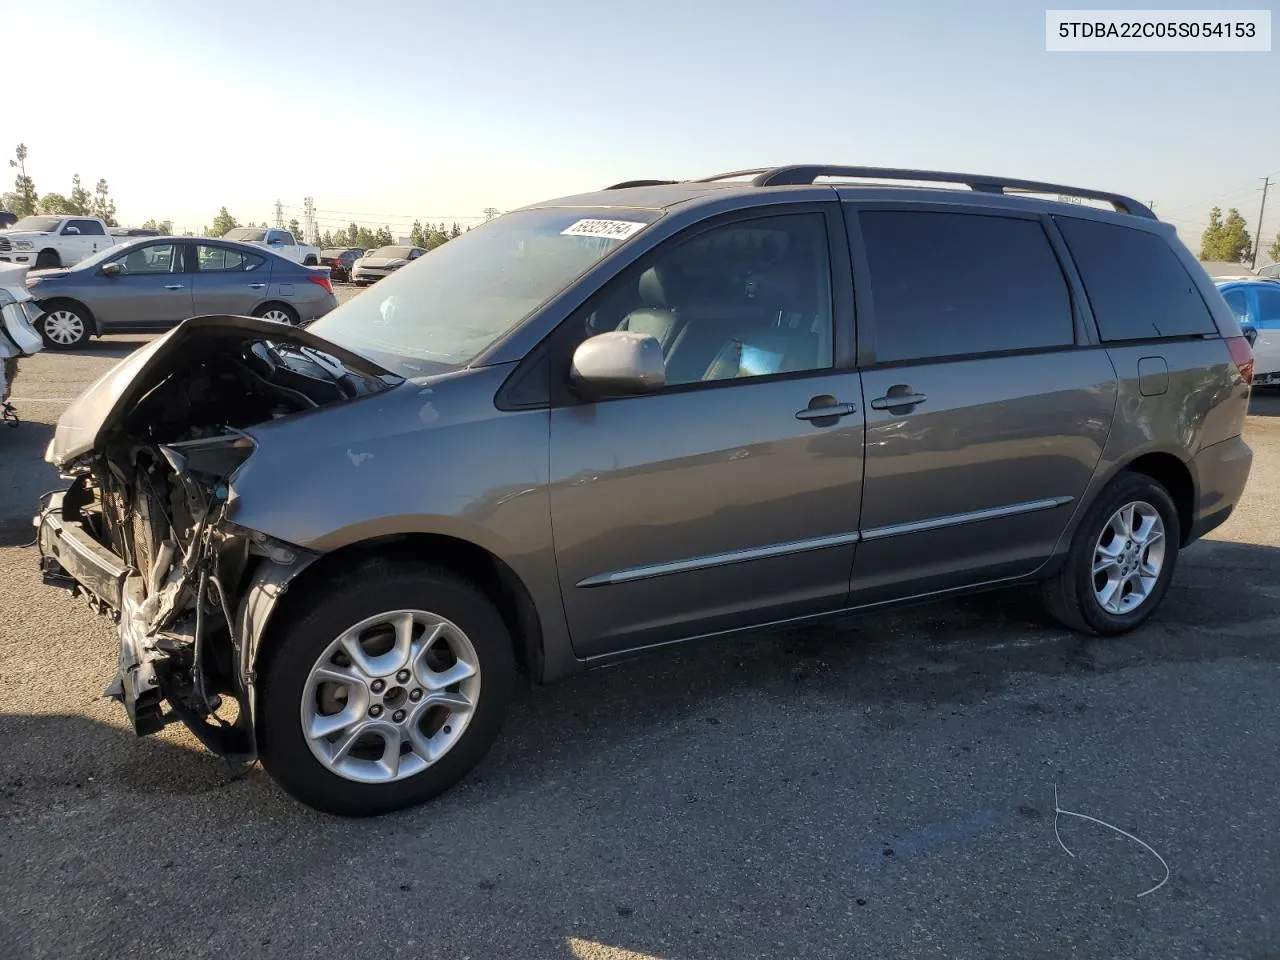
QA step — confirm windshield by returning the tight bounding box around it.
[11,216,62,233]
[309,207,659,375]
[368,246,414,259]
[223,228,267,242]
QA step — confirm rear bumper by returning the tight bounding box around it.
[1188,434,1253,542]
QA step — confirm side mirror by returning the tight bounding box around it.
[1243,325,1258,347]
[64,226,81,235]
[101,262,123,278]
[570,331,665,397]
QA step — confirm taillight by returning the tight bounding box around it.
[308,274,333,296]
[1225,336,1254,385]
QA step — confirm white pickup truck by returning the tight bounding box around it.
[0,215,115,270]
[221,227,321,265]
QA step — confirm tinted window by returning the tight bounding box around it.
[197,244,265,272]
[1256,286,1280,324]
[860,210,1073,363]
[573,213,833,387]
[1221,288,1250,323]
[75,219,106,236]
[1055,217,1216,340]
[114,242,183,275]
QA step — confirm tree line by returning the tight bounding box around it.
[203,206,469,252]
[2,144,119,226]
[1200,205,1280,265]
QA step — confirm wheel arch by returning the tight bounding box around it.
[37,295,100,336]
[253,532,546,684]
[1122,450,1196,546]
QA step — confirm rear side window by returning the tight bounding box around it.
[1055,217,1216,341]
[859,210,1074,364]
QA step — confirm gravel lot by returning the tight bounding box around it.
[2,295,1279,959]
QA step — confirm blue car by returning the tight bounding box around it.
[25,236,338,349]
[1216,278,1280,384]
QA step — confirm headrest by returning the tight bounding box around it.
[638,264,678,308]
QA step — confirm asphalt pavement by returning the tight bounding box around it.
[2,300,1279,959]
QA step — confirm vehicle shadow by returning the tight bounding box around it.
[50,334,154,360]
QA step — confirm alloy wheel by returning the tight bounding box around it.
[1092,500,1166,615]
[301,609,482,784]
[260,309,295,325]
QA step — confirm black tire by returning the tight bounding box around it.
[35,249,61,270]
[37,300,92,349]
[252,302,300,326]
[303,255,318,266]
[1040,472,1180,635]
[258,561,516,816]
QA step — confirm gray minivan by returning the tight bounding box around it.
[36,165,1254,815]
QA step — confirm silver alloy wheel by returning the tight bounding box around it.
[260,308,294,325]
[1092,500,1166,615]
[301,609,481,784]
[43,310,85,345]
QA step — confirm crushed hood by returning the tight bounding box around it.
[47,314,399,467]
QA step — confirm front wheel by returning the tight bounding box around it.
[258,562,515,816]
[1040,472,1180,635]
[38,302,91,349]
[34,249,61,270]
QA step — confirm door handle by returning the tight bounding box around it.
[248,282,266,290]
[164,284,185,290]
[795,401,857,421]
[870,388,928,411]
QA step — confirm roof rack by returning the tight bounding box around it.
[742,165,1156,218]
[604,165,1155,218]
[605,179,680,190]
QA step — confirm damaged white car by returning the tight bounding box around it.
[1,263,44,424]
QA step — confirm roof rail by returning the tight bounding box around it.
[694,169,773,183]
[748,165,1155,218]
[605,179,679,190]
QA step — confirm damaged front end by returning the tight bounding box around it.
[35,315,399,760]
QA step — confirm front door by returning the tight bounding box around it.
[61,219,100,264]
[190,243,270,316]
[91,241,193,328]
[549,209,865,657]
[846,205,1116,601]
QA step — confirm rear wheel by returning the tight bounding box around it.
[34,249,61,270]
[258,562,516,816]
[252,302,300,326]
[38,302,91,349]
[1040,472,1180,635]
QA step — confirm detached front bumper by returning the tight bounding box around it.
[36,492,164,734]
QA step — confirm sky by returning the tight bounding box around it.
[3,0,1278,252]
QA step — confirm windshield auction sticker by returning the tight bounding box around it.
[561,219,648,240]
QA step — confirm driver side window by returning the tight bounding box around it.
[574,213,834,387]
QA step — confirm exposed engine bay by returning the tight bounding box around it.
[37,318,396,758]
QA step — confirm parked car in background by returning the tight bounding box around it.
[350,244,424,284]
[110,227,161,240]
[25,236,336,348]
[1258,262,1280,280]
[320,248,364,283]
[0,263,44,424]
[1217,277,1280,385]
[0,211,16,230]
[0,215,115,269]
[221,227,322,266]
[33,165,1254,815]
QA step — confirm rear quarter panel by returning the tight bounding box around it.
[1054,338,1248,550]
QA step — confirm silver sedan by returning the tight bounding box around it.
[25,236,338,349]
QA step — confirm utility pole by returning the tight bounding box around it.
[303,196,315,245]
[274,199,284,229]
[1252,177,1270,270]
